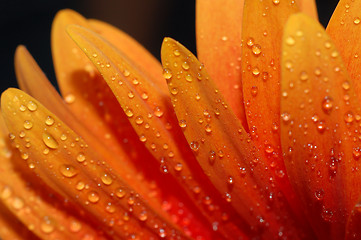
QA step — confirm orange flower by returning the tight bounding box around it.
[1,0,361,239]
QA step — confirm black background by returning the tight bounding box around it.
[0,0,339,93]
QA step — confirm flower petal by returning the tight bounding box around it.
[326,0,361,99]
[241,0,298,168]
[162,37,312,239]
[1,89,188,239]
[196,0,247,127]
[0,119,107,239]
[67,24,248,239]
[88,19,168,93]
[297,0,318,20]
[281,13,361,239]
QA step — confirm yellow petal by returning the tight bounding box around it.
[196,0,247,127]
[162,37,312,239]
[1,88,187,239]
[67,24,247,239]
[327,0,361,100]
[281,13,361,239]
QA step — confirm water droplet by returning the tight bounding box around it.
[139,135,147,142]
[19,105,26,112]
[272,0,280,5]
[246,38,255,47]
[209,151,216,164]
[154,107,163,117]
[69,220,82,233]
[41,133,59,151]
[173,49,180,56]
[170,87,178,95]
[27,101,37,111]
[40,217,54,234]
[252,67,260,76]
[316,120,326,133]
[23,120,33,130]
[182,62,190,70]
[101,173,113,185]
[12,197,24,210]
[190,141,200,152]
[60,164,77,178]
[205,124,212,133]
[174,163,183,171]
[179,119,187,128]
[138,211,148,221]
[76,152,86,162]
[76,181,85,191]
[252,44,262,56]
[88,191,100,203]
[1,186,12,199]
[125,108,134,117]
[115,188,126,198]
[345,111,354,123]
[251,86,258,97]
[354,17,361,25]
[163,68,172,80]
[135,116,144,125]
[45,116,55,126]
[322,96,333,114]
[314,189,324,201]
[299,71,309,81]
[286,36,295,46]
[281,112,291,123]
[185,74,193,82]
[128,91,135,99]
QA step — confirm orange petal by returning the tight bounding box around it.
[196,0,247,127]
[297,0,318,20]
[162,37,312,239]
[345,198,361,240]
[1,89,187,239]
[241,0,298,165]
[67,24,248,239]
[281,13,361,239]
[326,0,361,100]
[88,19,168,93]
[0,120,107,239]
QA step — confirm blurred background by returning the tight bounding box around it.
[1,0,339,92]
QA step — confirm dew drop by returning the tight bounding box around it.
[182,62,190,70]
[19,105,26,112]
[205,124,212,133]
[42,132,59,149]
[354,17,361,25]
[154,107,164,117]
[77,152,86,162]
[344,111,354,123]
[115,188,126,198]
[190,141,200,152]
[138,211,148,221]
[272,0,280,5]
[174,163,183,172]
[252,44,262,56]
[45,116,55,126]
[69,220,82,233]
[23,120,33,130]
[101,173,113,185]
[60,164,77,178]
[185,74,193,82]
[88,191,100,203]
[76,181,85,191]
[27,101,37,111]
[12,197,24,210]
[135,116,144,125]
[40,217,55,234]
[251,86,258,97]
[163,68,172,80]
[64,94,75,104]
[209,151,216,164]
[125,108,134,118]
[299,71,309,81]
[173,49,180,56]
[322,96,333,114]
[179,119,187,128]
[246,38,255,47]
[315,189,325,201]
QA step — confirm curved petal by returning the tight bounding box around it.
[67,24,248,239]
[1,89,188,239]
[88,19,168,93]
[281,13,361,240]
[326,0,361,101]
[241,0,298,167]
[162,37,313,239]
[196,0,247,127]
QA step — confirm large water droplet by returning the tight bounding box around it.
[60,164,77,178]
[42,132,59,149]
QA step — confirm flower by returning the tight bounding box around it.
[1,0,361,239]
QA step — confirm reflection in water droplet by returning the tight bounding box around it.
[88,191,100,203]
[60,164,77,178]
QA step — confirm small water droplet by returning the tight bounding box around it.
[12,197,24,210]
[209,151,216,164]
[179,119,187,128]
[115,188,126,198]
[135,116,144,125]
[354,17,361,25]
[23,120,33,130]
[60,164,77,178]
[69,220,82,233]
[65,94,75,104]
[272,0,280,5]
[286,36,295,46]
[88,191,100,203]
[182,62,190,70]
[252,44,262,56]
[101,173,113,185]
[163,68,172,80]
[322,96,333,114]
[125,108,134,117]
[173,49,180,56]
[40,217,55,234]
[345,111,354,123]
[190,141,200,152]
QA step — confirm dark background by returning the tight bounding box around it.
[0,0,339,93]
